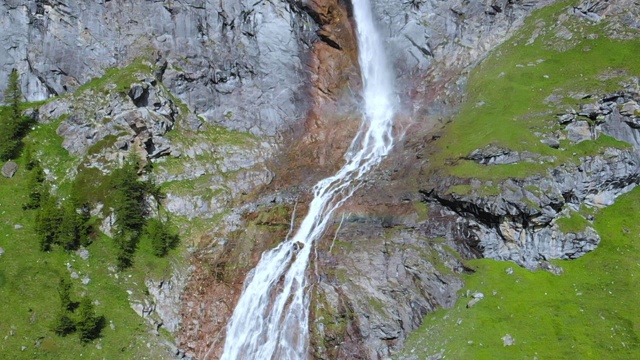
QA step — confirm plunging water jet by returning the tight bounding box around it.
[221,0,397,358]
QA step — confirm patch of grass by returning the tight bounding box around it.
[524,185,541,194]
[86,135,119,156]
[420,244,455,276]
[571,134,632,155]
[414,201,429,222]
[24,118,77,183]
[521,197,541,210]
[0,156,172,359]
[445,183,504,197]
[556,210,590,234]
[367,297,386,315]
[578,203,598,219]
[399,186,640,359]
[446,184,472,195]
[76,60,153,95]
[71,166,111,207]
[167,121,256,148]
[161,173,227,198]
[430,0,640,180]
[448,160,552,181]
[477,185,501,196]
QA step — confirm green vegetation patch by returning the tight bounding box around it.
[166,121,257,149]
[413,201,429,222]
[76,60,153,95]
[25,118,77,183]
[430,0,640,181]
[556,210,590,233]
[0,164,173,359]
[399,186,640,359]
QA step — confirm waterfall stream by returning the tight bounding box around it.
[220,0,397,358]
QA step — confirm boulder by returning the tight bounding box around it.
[466,145,521,165]
[466,297,482,308]
[502,334,515,346]
[1,161,18,178]
[620,101,640,116]
[566,120,592,143]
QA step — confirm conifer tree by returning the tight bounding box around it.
[57,278,73,311]
[35,193,62,251]
[58,200,84,251]
[22,161,46,210]
[51,278,76,336]
[76,297,102,343]
[52,311,76,336]
[145,218,179,257]
[5,69,21,123]
[114,230,137,270]
[111,156,147,234]
[0,69,22,160]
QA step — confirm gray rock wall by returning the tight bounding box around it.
[1,0,317,137]
[370,0,554,114]
[313,224,465,359]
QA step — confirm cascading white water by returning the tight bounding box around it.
[220,0,396,358]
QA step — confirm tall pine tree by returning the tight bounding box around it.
[22,161,46,210]
[35,193,62,251]
[58,200,85,251]
[111,156,147,234]
[0,69,22,160]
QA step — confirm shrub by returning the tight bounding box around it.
[145,218,179,257]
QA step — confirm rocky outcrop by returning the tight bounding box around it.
[145,264,193,334]
[40,73,179,161]
[312,221,466,359]
[421,87,640,269]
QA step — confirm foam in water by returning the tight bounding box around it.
[221,0,396,358]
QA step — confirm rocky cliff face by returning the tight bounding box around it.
[3,0,639,359]
[1,0,317,138]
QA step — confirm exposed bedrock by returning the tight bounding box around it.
[1,0,317,138]
[420,89,640,269]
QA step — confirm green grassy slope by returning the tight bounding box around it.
[400,2,640,359]
[0,75,182,358]
[401,186,640,359]
[430,0,640,181]
[0,157,174,358]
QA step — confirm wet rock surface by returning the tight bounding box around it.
[312,220,466,359]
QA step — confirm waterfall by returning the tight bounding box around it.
[220,0,396,358]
